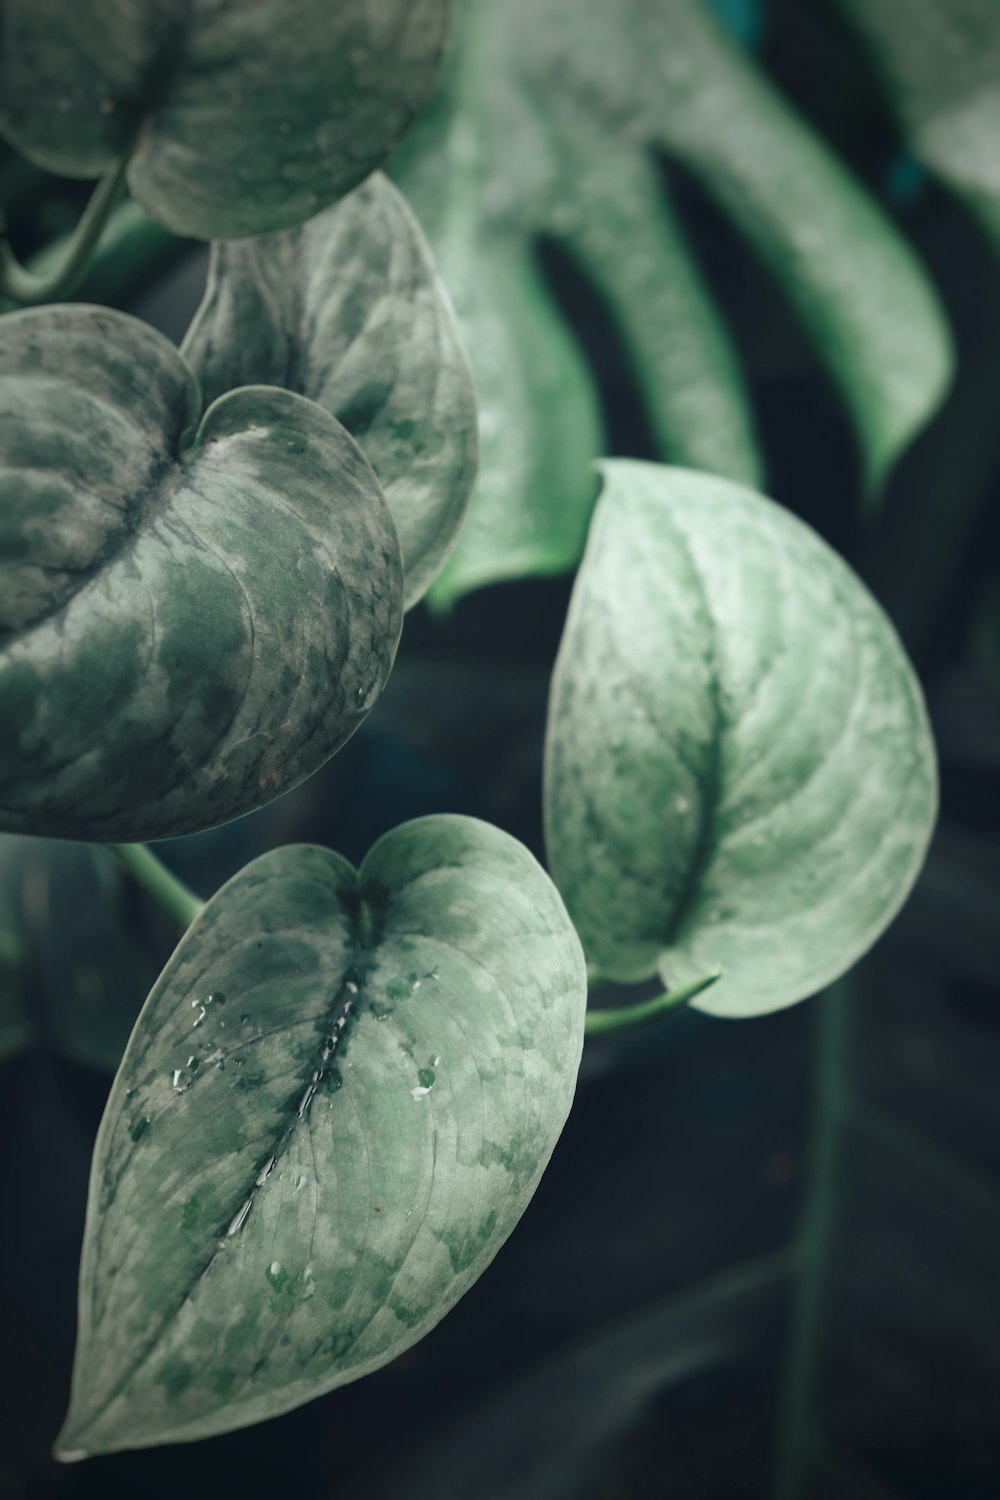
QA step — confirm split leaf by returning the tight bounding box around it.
[544,462,938,1017]
[0,304,402,842]
[182,173,477,608]
[833,0,1000,252]
[56,815,586,1456]
[0,0,448,239]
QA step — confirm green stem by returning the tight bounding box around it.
[584,969,721,1037]
[770,979,851,1500]
[105,844,205,931]
[0,152,130,306]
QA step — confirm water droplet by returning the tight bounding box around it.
[417,1067,436,1090]
[171,1068,185,1090]
[129,1115,151,1142]
[255,1155,275,1187]
[187,1056,199,1070]
[266,1260,289,1292]
[208,991,226,1006]
[295,1174,308,1193]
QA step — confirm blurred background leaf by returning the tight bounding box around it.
[392,0,954,610]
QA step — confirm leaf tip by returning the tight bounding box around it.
[55,1448,89,1466]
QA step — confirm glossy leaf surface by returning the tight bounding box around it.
[0,0,448,239]
[834,0,1000,250]
[182,173,477,608]
[0,305,402,842]
[545,462,937,1017]
[57,816,586,1455]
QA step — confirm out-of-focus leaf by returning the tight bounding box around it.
[516,0,954,499]
[0,836,155,1072]
[0,304,402,842]
[428,242,604,609]
[353,1251,789,1500]
[0,840,31,1064]
[182,173,477,609]
[834,0,1000,251]
[56,816,586,1457]
[394,0,952,606]
[393,0,758,606]
[0,0,448,239]
[544,462,938,1016]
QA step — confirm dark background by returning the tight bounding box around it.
[1,1,999,1496]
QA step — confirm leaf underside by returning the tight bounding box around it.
[57,815,586,1456]
[544,461,938,1017]
[182,173,478,608]
[0,304,403,842]
[0,0,449,239]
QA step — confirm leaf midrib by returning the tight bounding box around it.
[69,911,377,1447]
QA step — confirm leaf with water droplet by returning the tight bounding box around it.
[0,1,450,238]
[544,462,938,1016]
[0,304,402,842]
[183,174,477,608]
[57,815,585,1455]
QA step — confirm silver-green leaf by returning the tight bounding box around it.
[0,304,403,842]
[182,173,478,608]
[544,462,938,1017]
[56,815,586,1457]
[0,0,448,239]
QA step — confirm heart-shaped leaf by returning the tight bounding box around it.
[0,0,448,239]
[544,462,938,1017]
[56,815,586,1456]
[182,173,478,609]
[0,304,402,843]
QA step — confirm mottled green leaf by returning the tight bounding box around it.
[0,0,448,239]
[834,0,1000,251]
[182,173,477,608]
[0,304,402,842]
[56,815,586,1456]
[544,462,937,1017]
